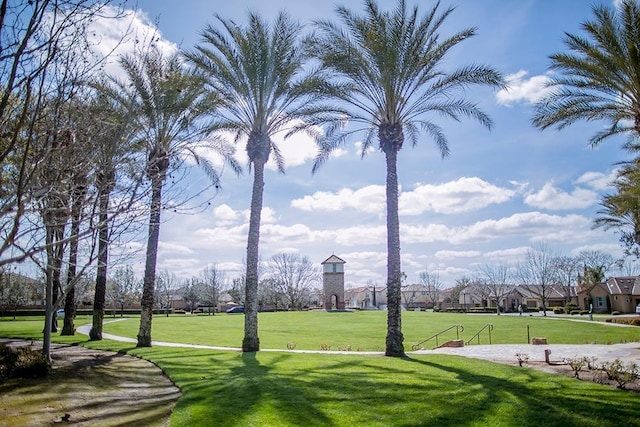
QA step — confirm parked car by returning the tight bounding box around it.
[56,309,65,317]
[226,306,244,314]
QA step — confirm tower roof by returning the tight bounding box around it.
[321,254,346,264]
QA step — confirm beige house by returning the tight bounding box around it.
[345,286,386,309]
[577,276,640,314]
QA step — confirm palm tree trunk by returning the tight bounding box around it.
[242,158,265,352]
[90,171,114,341]
[384,147,405,357]
[137,175,164,347]
[60,224,79,336]
[61,184,85,336]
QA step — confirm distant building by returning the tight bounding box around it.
[322,255,346,310]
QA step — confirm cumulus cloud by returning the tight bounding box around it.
[496,70,553,106]
[213,204,239,225]
[400,177,516,215]
[83,6,178,79]
[524,182,598,210]
[291,185,386,213]
[402,211,592,245]
[291,177,516,215]
[158,241,195,255]
[574,170,617,191]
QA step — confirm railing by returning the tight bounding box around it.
[412,325,464,350]
[465,324,494,345]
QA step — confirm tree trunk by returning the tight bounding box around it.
[61,184,85,336]
[137,175,164,347]
[89,172,113,341]
[50,226,65,333]
[43,230,55,362]
[383,146,405,357]
[242,157,265,352]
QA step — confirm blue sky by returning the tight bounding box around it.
[102,0,632,287]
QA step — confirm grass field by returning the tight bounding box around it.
[89,310,640,350]
[1,311,640,426]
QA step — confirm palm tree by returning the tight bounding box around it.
[532,0,640,146]
[102,47,239,347]
[188,11,336,352]
[309,0,504,356]
[594,162,640,257]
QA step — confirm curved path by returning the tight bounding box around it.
[77,319,640,365]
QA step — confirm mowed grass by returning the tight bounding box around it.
[81,342,640,427]
[95,311,640,350]
[2,312,640,426]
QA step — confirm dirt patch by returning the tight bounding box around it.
[0,340,181,426]
[505,359,640,393]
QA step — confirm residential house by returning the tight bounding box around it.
[577,276,640,314]
[344,286,386,309]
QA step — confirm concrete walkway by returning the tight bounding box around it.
[77,319,640,364]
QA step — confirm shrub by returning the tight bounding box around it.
[579,310,590,315]
[570,310,581,315]
[611,311,621,316]
[552,307,563,314]
[0,344,49,381]
[565,356,589,379]
[600,359,639,390]
[606,317,640,326]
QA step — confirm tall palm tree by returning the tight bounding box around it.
[309,0,504,356]
[532,0,640,146]
[594,162,640,257]
[188,11,336,352]
[102,47,239,347]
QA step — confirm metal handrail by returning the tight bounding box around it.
[465,324,494,345]
[412,325,464,350]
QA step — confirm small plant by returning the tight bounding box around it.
[320,343,331,351]
[600,359,639,390]
[565,356,587,379]
[515,352,529,367]
[584,356,597,370]
[286,342,296,350]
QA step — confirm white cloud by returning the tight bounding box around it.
[574,170,617,191]
[434,250,482,260]
[213,204,239,225]
[524,182,598,210]
[158,242,194,255]
[84,7,178,79]
[291,185,386,213]
[496,70,552,106]
[402,211,592,245]
[291,177,515,215]
[400,177,516,215]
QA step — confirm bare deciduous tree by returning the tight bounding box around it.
[419,270,443,309]
[517,243,559,316]
[267,252,319,310]
[477,263,514,315]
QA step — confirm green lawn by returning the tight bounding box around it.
[92,311,640,350]
[1,312,640,427]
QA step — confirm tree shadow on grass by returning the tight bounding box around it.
[402,355,640,427]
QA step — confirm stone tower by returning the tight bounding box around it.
[322,254,346,310]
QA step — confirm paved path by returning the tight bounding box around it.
[77,319,640,364]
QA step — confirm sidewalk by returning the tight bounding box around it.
[77,320,640,364]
